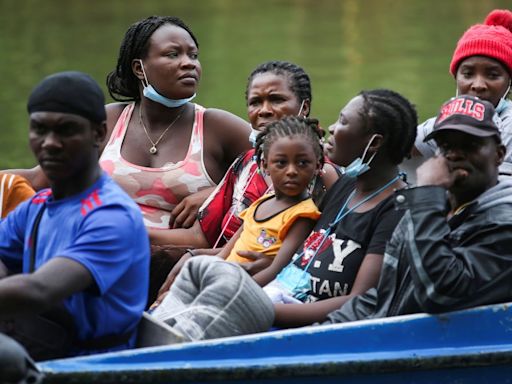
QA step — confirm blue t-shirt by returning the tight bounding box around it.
[0,173,149,355]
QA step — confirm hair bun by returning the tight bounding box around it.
[484,9,512,32]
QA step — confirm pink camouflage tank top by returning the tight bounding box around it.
[99,103,215,229]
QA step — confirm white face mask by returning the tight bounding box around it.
[249,128,260,146]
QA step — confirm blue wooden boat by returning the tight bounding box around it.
[39,302,512,383]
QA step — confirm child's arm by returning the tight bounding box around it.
[216,226,243,260]
[252,218,315,287]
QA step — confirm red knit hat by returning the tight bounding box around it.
[450,9,512,76]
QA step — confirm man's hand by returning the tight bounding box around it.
[416,156,468,189]
[237,250,272,275]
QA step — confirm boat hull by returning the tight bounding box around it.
[40,302,512,383]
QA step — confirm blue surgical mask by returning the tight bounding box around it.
[343,134,378,178]
[249,128,260,146]
[495,83,511,114]
[139,60,196,108]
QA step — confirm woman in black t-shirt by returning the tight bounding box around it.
[264,89,418,327]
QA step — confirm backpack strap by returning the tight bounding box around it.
[29,205,46,273]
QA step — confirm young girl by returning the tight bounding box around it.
[215,116,323,287]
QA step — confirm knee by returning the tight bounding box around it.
[185,256,244,282]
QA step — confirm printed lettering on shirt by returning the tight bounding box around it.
[311,276,349,297]
[310,275,320,292]
[328,238,361,272]
[334,282,349,296]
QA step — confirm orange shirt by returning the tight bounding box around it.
[0,173,35,218]
[227,195,320,263]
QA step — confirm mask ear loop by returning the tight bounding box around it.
[138,59,149,88]
[503,81,511,99]
[361,134,379,166]
[297,100,306,117]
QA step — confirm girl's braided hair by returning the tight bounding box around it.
[255,116,324,167]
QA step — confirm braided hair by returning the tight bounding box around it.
[106,16,198,102]
[255,116,324,168]
[246,61,312,114]
[358,89,418,164]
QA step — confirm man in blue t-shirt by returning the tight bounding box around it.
[0,71,149,360]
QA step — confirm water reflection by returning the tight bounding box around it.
[0,0,509,167]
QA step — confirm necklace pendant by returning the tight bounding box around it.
[149,146,158,154]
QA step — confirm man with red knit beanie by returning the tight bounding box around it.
[411,9,512,176]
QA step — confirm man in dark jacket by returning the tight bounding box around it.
[325,95,512,324]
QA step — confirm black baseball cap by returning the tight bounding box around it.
[424,95,500,141]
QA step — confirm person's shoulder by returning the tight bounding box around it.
[329,175,356,195]
[498,100,512,124]
[202,107,250,134]
[416,116,436,139]
[0,173,34,194]
[477,178,512,222]
[318,175,356,211]
[300,197,320,210]
[106,102,129,117]
[294,197,321,218]
[87,174,142,218]
[106,102,130,130]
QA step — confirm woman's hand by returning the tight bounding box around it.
[237,250,273,275]
[169,187,214,229]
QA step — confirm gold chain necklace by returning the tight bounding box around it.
[138,105,184,154]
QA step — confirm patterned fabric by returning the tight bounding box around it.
[226,195,320,263]
[99,103,216,229]
[0,173,34,219]
[198,149,267,247]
